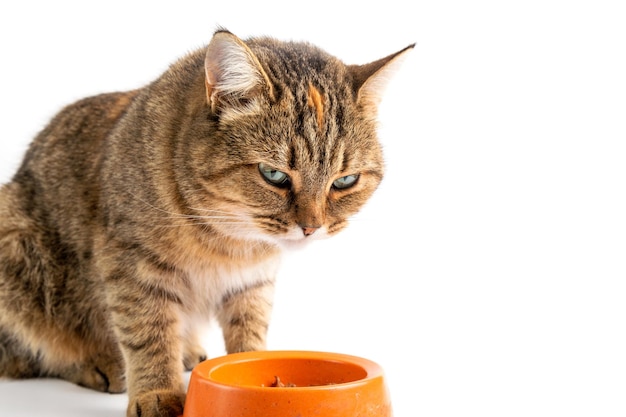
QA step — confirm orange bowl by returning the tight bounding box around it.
[182,350,392,417]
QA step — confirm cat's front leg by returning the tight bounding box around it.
[104,252,187,417]
[217,280,275,353]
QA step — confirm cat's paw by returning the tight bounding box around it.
[60,357,126,393]
[183,344,207,371]
[78,365,126,393]
[128,390,185,417]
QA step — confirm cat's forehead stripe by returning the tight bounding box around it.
[306,83,325,131]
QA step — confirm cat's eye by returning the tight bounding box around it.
[332,174,359,190]
[259,163,291,188]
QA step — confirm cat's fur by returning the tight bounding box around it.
[0,30,413,417]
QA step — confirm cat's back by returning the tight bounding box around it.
[9,90,140,239]
[17,90,139,178]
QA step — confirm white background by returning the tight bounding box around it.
[1,1,625,416]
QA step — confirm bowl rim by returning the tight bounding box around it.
[190,350,385,391]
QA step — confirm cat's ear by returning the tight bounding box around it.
[205,30,275,115]
[349,44,415,108]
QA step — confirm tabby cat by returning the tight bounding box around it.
[0,29,413,417]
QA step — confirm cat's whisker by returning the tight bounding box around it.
[176,215,242,221]
[125,193,253,224]
[125,194,201,221]
[188,207,238,214]
[161,221,255,227]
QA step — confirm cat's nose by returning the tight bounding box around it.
[301,226,320,236]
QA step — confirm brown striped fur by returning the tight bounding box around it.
[0,30,413,417]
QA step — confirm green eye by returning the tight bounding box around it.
[332,174,359,190]
[259,163,291,188]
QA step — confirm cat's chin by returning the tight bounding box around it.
[276,237,315,251]
[275,228,330,251]
[224,225,330,251]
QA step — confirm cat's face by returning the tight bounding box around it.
[198,91,383,246]
[178,32,412,247]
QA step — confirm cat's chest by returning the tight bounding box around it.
[182,254,280,311]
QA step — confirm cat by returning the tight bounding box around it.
[0,29,413,417]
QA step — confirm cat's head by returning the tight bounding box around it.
[180,30,413,248]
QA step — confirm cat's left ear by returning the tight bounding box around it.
[204,30,275,115]
[349,44,415,108]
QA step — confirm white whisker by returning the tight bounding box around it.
[188,207,236,214]
[124,191,282,248]
[160,222,256,228]
[181,215,242,220]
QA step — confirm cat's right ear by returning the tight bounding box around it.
[205,30,275,116]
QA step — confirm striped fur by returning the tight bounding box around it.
[0,30,413,417]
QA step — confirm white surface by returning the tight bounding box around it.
[1,1,625,416]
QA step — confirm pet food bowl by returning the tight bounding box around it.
[182,350,392,417]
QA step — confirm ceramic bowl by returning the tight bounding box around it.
[182,350,392,417]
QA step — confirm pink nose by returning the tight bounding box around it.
[301,226,319,236]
